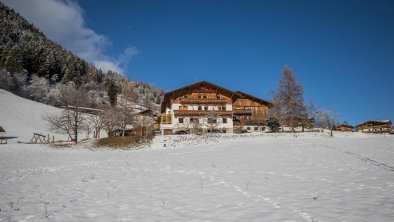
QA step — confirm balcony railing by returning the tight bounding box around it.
[174,110,233,117]
[233,109,252,115]
[179,98,227,104]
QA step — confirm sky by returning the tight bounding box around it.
[2,0,394,125]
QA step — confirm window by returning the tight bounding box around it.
[183,95,188,98]
[247,127,251,130]
[222,118,227,123]
[190,118,199,123]
[179,118,184,123]
[198,95,202,99]
[180,105,188,110]
[204,106,208,110]
[198,106,202,110]
[216,95,221,99]
[208,118,217,124]
[203,95,207,99]
[161,114,172,124]
[222,106,226,111]
[254,127,258,131]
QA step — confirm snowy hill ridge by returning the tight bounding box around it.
[0,89,66,143]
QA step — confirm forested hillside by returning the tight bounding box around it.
[0,2,163,109]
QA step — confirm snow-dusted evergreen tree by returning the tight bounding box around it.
[0,2,164,111]
[0,69,14,91]
[27,75,49,102]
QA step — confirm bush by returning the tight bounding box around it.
[96,135,153,149]
[267,117,280,132]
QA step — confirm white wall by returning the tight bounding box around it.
[160,103,234,133]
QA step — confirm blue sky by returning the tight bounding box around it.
[2,0,394,125]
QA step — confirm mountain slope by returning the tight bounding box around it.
[0,89,66,143]
[0,2,163,110]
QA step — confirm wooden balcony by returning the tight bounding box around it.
[233,119,267,126]
[174,110,233,117]
[179,98,227,104]
[233,109,252,115]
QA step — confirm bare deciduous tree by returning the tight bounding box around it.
[100,105,120,138]
[86,113,104,138]
[132,114,154,137]
[314,107,337,137]
[203,109,223,133]
[44,82,88,143]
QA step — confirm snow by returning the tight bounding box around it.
[0,89,67,143]
[1,133,394,221]
[1,89,394,221]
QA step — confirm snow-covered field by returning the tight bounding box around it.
[1,89,394,221]
[1,133,394,221]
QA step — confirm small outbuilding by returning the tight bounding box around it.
[0,126,6,144]
[336,124,353,132]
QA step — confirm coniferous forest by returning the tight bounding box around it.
[0,2,163,109]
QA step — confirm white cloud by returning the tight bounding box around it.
[93,61,123,74]
[94,47,138,73]
[1,0,136,74]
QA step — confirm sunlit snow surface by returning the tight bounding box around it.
[1,134,394,221]
[1,89,394,221]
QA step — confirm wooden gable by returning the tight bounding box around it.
[161,81,240,112]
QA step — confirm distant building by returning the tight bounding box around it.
[356,120,392,133]
[336,124,353,132]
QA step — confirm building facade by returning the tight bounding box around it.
[356,120,392,133]
[336,124,353,132]
[160,81,272,135]
[233,91,272,132]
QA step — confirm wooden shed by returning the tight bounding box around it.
[336,124,353,132]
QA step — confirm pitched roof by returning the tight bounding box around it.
[356,120,392,127]
[336,124,353,128]
[164,80,239,97]
[161,80,241,112]
[235,90,273,107]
